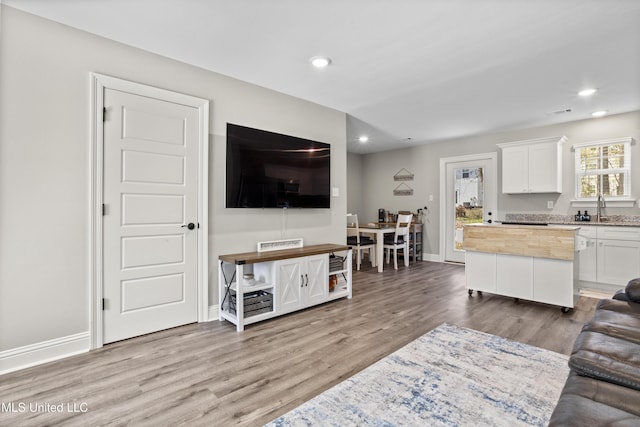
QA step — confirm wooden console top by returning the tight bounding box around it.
[219,243,350,265]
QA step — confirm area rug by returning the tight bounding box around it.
[266,323,569,427]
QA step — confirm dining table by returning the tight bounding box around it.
[350,222,423,273]
[354,223,397,273]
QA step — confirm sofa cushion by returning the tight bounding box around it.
[595,298,640,316]
[549,372,640,426]
[569,330,640,391]
[347,236,375,246]
[582,299,640,344]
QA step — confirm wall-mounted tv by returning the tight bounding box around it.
[226,123,331,208]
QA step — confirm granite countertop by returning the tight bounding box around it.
[481,222,580,230]
[502,214,640,228]
[551,220,640,227]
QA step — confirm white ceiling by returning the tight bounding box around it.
[5,0,640,153]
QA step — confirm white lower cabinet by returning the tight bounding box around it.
[577,226,640,287]
[466,251,574,309]
[276,254,328,314]
[596,239,640,286]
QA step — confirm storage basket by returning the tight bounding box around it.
[228,290,273,318]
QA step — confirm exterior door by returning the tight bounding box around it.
[442,154,497,263]
[103,88,199,343]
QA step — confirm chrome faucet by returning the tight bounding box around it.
[596,193,606,222]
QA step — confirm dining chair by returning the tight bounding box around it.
[346,213,376,271]
[383,213,413,269]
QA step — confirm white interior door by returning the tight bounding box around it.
[103,88,199,343]
[442,154,497,263]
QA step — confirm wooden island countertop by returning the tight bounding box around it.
[463,223,579,261]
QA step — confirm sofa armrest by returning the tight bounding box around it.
[569,331,640,391]
[625,278,640,302]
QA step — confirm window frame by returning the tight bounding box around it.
[572,137,634,206]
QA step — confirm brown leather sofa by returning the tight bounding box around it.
[549,278,640,425]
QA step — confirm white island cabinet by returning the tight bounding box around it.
[464,224,579,311]
[218,244,352,331]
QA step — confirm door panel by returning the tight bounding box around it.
[306,255,328,305]
[121,235,184,269]
[122,194,184,225]
[103,88,199,344]
[121,273,185,312]
[277,260,303,313]
[123,107,186,145]
[444,155,496,263]
[122,150,185,184]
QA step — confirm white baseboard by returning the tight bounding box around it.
[1,309,222,376]
[0,332,90,376]
[208,304,220,321]
[422,252,443,262]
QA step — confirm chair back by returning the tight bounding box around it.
[346,213,361,245]
[394,213,413,242]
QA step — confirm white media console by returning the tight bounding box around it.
[218,244,352,331]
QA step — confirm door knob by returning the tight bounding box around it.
[182,222,196,230]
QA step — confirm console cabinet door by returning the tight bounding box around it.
[276,258,304,314]
[304,254,329,306]
[276,254,329,313]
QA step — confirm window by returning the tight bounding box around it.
[574,138,632,200]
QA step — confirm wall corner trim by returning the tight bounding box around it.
[0,332,90,376]
[208,304,220,322]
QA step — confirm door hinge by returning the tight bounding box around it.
[103,107,107,122]
[102,298,106,311]
[102,203,106,216]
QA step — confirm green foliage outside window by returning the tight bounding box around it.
[576,142,629,198]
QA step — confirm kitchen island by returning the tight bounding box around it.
[463,223,580,312]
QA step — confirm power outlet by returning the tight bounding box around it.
[547,201,554,209]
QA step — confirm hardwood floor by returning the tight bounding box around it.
[0,260,598,426]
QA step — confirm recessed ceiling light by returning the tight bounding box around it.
[591,110,608,117]
[359,136,369,143]
[310,56,331,68]
[578,88,597,97]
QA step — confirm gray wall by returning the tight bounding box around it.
[346,152,364,216]
[0,6,347,352]
[348,111,640,257]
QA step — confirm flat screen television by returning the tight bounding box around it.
[226,123,331,208]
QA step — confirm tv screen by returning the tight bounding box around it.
[226,123,331,208]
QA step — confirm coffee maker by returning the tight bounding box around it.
[378,208,386,223]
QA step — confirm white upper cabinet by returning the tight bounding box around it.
[498,136,566,194]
